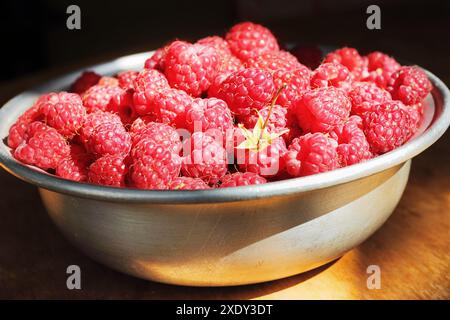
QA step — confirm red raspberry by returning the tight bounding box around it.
[197,36,232,57]
[164,41,220,97]
[214,68,276,118]
[330,116,372,166]
[181,132,228,185]
[241,104,287,135]
[348,82,392,116]
[56,144,92,182]
[236,135,287,178]
[293,87,351,133]
[70,71,101,95]
[88,155,128,187]
[273,66,311,109]
[117,70,138,90]
[363,51,401,88]
[86,122,131,158]
[169,177,210,190]
[152,88,193,127]
[324,47,366,79]
[14,122,69,170]
[82,84,126,113]
[284,133,339,177]
[98,76,119,87]
[7,104,42,149]
[310,62,353,92]
[132,69,170,116]
[362,100,415,154]
[404,103,423,130]
[129,148,181,190]
[289,45,323,70]
[220,172,267,188]
[131,135,182,161]
[245,50,303,72]
[37,92,86,138]
[387,66,432,106]
[144,46,168,70]
[79,111,122,145]
[225,22,279,61]
[218,55,244,74]
[185,98,234,135]
[207,72,232,98]
[129,120,182,154]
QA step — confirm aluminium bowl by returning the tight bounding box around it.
[0,52,449,286]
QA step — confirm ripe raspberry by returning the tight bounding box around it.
[164,41,220,97]
[273,66,311,109]
[131,135,182,162]
[129,148,181,190]
[225,22,279,61]
[362,100,415,154]
[348,82,392,116]
[82,84,127,113]
[129,120,182,154]
[310,62,353,92]
[56,144,92,182]
[88,155,128,187]
[330,116,372,166]
[293,87,351,133]
[181,132,228,185]
[284,133,339,177]
[117,70,138,90]
[197,36,232,57]
[289,45,323,70]
[324,47,366,79]
[218,55,244,74]
[132,69,170,116]
[169,177,210,190]
[14,122,69,170]
[207,72,232,98]
[37,92,86,138]
[185,98,234,135]
[70,71,101,95]
[7,104,42,149]
[144,46,168,70]
[404,103,423,130]
[214,68,276,118]
[236,135,287,178]
[387,66,432,106]
[241,104,287,135]
[86,122,131,158]
[79,111,122,145]
[363,51,401,88]
[152,88,193,127]
[98,76,119,87]
[220,172,267,188]
[245,50,303,72]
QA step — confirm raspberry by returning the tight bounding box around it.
[220,172,267,188]
[86,122,131,158]
[245,50,303,72]
[236,135,287,178]
[131,135,182,162]
[289,45,322,70]
[284,133,339,177]
[218,55,244,74]
[129,148,181,190]
[82,84,126,113]
[56,144,92,182]
[152,88,193,127]
[7,104,42,149]
[144,46,168,70]
[164,41,220,96]
[387,66,432,106]
[207,72,232,98]
[98,76,119,87]
[88,155,128,187]
[181,132,228,185]
[363,51,401,88]
[310,62,353,92]
[273,66,311,109]
[185,98,234,135]
[197,36,232,57]
[404,103,423,130]
[241,104,287,135]
[330,116,372,166]
[117,70,138,90]
[70,71,101,95]
[79,111,122,145]
[225,22,279,61]
[348,82,392,116]
[324,47,366,79]
[14,122,69,170]
[169,177,210,190]
[362,100,415,154]
[129,120,182,154]
[132,69,170,116]
[293,87,351,133]
[214,68,276,118]
[37,92,86,138]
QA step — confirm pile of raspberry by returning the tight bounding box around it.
[7,22,432,190]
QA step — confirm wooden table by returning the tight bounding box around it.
[0,16,449,300]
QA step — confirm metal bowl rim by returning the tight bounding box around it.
[0,53,449,204]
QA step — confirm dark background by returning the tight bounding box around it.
[1,0,449,83]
